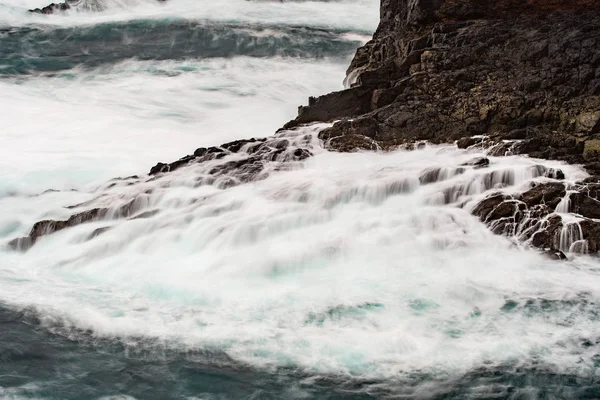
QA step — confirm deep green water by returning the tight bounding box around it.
[0,19,364,74]
[2,304,600,400]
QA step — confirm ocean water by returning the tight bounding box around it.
[1,1,600,399]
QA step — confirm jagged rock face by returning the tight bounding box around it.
[286,0,600,174]
[278,0,600,256]
[378,0,598,32]
[29,1,74,14]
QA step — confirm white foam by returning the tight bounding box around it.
[1,137,599,381]
[0,0,379,33]
[0,57,346,194]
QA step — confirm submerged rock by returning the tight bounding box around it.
[461,157,489,168]
[7,131,314,252]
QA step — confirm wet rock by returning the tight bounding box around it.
[472,193,511,221]
[285,1,600,176]
[545,168,565,180]
[569,185,600,219]
[7,237,34,252]
[9,130,315,252]
[473,180,600,254]
[29,0,166,14]
[419,167,465,185]
[323,134,378,152]
[29,208,106,241]
[457,137,482,149]
[149,154,196,175]
[282,87,374,130]
[579,219,600,253]
[149,135,310,177]
[7,208,107,251]
[29,1,73,14]
[461,157,490,168]
[543,249,568,260]
[520,182,566,210]
[530,215,563,250]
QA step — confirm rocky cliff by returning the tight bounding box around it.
[283,0,600,257]
[287,0,600,174]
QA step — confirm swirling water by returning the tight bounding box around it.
[1,1,600,400]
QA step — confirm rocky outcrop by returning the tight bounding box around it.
[280,0,600,255]
[7,131,314,251]
[29,1,74,14]
[472,181,600,255]
[148,136,312,181]
[286,0,600,173]
[29,0,166,14]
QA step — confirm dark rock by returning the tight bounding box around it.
[149,162,169,175]
[545,168,565,180]
[29,1,72,14]
[461,157,490,168]
[29,208,106,243]
[29,0,166,14]
[457,136,482,149]
[285,1,600,176]
[580,219,600,253]
[282,87,374,130]
[570,186,600,219]
[419,167,465,184]
[472,180,600,254]
[520,182,566,210]
[472,193,510,221]
[10,130,315,252]
[7,208,107,251]
[543,249,568,260]
[7,237,34,252]
[324,134,377,152]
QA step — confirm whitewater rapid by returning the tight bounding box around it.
[2,123,599,382]
[2,0,600,399]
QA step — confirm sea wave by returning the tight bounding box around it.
[0,20,367,74]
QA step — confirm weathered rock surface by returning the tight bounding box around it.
[286,0,600,174]
[29,1,74,14]
[282,0,600,255]
[472,180,600,254]
[148,135,312,182]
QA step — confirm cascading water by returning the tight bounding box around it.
[1,0,600,399]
